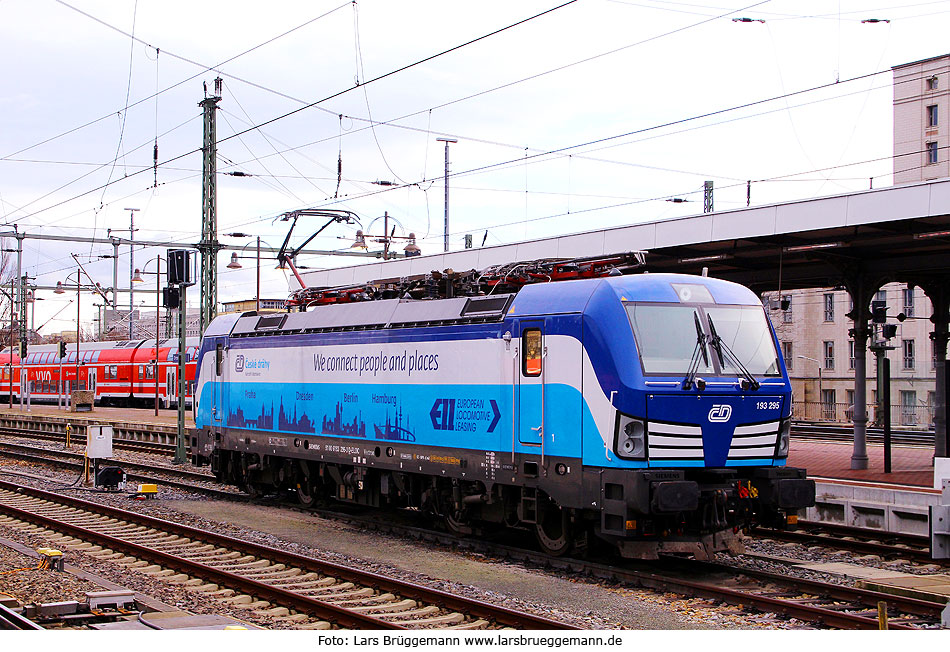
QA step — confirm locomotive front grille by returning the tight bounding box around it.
[646,422,704,459]
[726,421,779,460]
[646,420,779,463]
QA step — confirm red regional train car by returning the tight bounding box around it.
[0,338,199,408]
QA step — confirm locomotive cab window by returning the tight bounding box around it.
[522,329,543,376]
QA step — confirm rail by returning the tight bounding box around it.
[0,602,43,630]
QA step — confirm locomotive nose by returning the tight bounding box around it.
[645,393,785,467]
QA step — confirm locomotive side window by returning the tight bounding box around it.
[215,343,224,376]
[523,329,542,376]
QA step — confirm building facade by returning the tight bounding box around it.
[894,54,950,184]
[221,298,287,314]
[765,284,939,428]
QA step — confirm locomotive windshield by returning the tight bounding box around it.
[626,303,780,376]
[704,305,781,377]
[626,304,713,375]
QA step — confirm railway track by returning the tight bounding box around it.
[267,504,945,629]
[0,437,943,628]
[0,440,238,500]
[651,558,941,629]
[0,427,175,456]
[751,522,938,565]
[0,480,572,630]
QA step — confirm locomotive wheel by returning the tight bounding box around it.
[535,503,572,556]
[296,478,316,508]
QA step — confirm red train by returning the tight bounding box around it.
[0,338,199,408]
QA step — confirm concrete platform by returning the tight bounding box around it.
[858,574,950,605]
[788,440,943,535]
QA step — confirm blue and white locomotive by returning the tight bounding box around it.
[193,268,814,559]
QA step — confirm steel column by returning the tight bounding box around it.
[198,79,222,338]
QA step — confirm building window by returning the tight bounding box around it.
[821,388,836,421]
[928,75,939,90]
[846,389,855,422]
[929,391,937,426]
[823,293,834,322]
[927,141,939,164]
[928,104,939,127]
[902,339,915,370]
[823,341,835,370]
[782,295,792,323]
[902,287,914,318]
[848,340,855,370]
[782,341,793,369]
[900,390,918,426]
[875,289,886,303]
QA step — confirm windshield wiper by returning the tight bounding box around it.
[683,312,709,390]
[707,314,760,391]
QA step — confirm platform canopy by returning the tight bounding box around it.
[297,178,950,294]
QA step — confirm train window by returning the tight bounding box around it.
[215,343,224,376]
[522,329,543,376]
[627,304,712,375]
[145,365,155,380]
[139,365,145,378]
[704,306,781,376]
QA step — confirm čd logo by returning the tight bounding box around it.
[708,404,732,422]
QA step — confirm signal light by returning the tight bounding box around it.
[882,323,898,339]
[871,300,887,323]
[163,286,180,309]
[58,341,66,358]
[19,341,26,358]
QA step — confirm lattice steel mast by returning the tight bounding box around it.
[198,78,222,337]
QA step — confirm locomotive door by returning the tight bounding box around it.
[516,320,545,447]
[209,338,226,426]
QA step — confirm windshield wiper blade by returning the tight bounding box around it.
[683,312,708,390]
[707,314,759,391]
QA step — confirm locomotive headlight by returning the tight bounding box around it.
[774,418,791,458]
[615,414,646,460]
